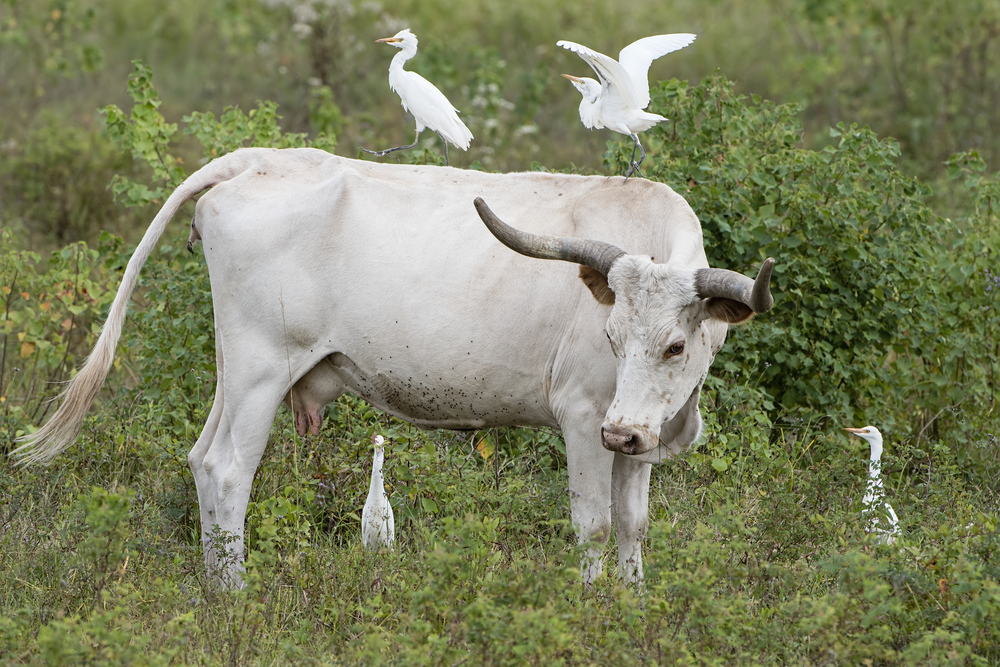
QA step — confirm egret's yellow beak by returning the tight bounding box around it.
[376,37,403,43]
[561,74,583,83]
[843,428,864,434]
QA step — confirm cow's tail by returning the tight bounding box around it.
[12,149,259,465]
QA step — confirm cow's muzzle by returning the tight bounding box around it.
[601,423,658,455]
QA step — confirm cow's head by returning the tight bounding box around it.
[474,197,774,456]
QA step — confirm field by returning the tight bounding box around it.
[2,0,999,664]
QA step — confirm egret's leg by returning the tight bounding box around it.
[623,134,646,181]
[434,131,450,166]
[360,129,422,161]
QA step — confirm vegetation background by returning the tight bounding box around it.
[1,0,999,663]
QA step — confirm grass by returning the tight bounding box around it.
[1,391,998,665]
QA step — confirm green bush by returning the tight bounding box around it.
[0,229,122,445]
[774,0,1000,175]
[0,116,134,245]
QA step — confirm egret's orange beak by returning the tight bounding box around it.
[843,428,864,434]
[376,37,403,43]
[561,74,583,83]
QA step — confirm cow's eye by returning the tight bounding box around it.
[664,342,685,359]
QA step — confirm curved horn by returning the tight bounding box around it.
[694,258,775,313]
[474,197,626,277]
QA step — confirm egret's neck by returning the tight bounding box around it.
[868,438,883,463]
[867,437,884,479]
[370,447,386,490]
[389,47,416,74]
[387,49,415,96]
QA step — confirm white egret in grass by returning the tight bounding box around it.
[362,434,395,549]
[362,29,473,166]
[558,33,696,179]
[845,426,901,545]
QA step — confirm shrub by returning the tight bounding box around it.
[0,117,133,245]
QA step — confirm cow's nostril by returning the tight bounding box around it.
[602,426,635,452]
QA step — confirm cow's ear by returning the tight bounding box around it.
[579,266,615,305]
[705,297,754,324]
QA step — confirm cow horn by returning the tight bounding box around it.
[694,258,775,313]
[474,197,626,277]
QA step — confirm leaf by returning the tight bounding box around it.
[475,438,494,461]
[20,341,35,358]
[712,458,729,472]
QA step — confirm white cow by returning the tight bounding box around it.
[15,147,773,587]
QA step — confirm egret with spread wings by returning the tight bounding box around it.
[362,29,473,166]
[559,34,695,178]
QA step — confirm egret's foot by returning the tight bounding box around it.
[623,160,644,182]
[359,146,402,162]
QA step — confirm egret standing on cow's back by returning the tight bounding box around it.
[362,29,473,166]
[558,33,696,179]
[362,434,395,549]
[845,426,901,545]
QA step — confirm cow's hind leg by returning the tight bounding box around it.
[200,364,287,589]
[188,372,226,567]
[611,452,651,583]
[187,328,229,580]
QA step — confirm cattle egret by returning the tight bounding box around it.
[361,29,473,166]
[558,33,696,179]
[362,434,395,549]
[845,426,901,545]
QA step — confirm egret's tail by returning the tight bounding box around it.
[440,115,474,151]
[12,149,263,465]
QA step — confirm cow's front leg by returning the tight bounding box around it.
[611,452,651,583]
[563,420,616,583]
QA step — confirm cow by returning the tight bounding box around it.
[14,147,774,588]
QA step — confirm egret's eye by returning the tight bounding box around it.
[665,342,685,359]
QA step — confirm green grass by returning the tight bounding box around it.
[1,393,998,665]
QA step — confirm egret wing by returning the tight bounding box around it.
[558,40,642,110]
[396,71,473,149]
[618,34,696,108]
